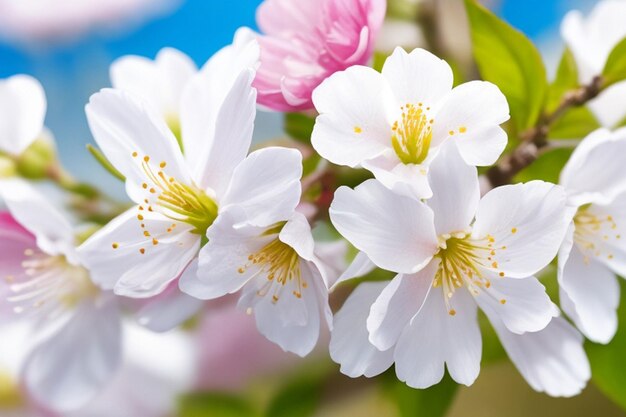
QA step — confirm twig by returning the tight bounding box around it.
[486,76,603,187]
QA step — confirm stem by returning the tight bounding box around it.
[486,76,603,188]
[416,0,446,58]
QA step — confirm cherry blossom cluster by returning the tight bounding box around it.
[1,0,626,414]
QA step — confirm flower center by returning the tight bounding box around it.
[391,103,434,165]
[573,205,620,262]
[5,249,97,317]
[133,153,218,236]
[433,232,507,315]
[238,237,307,303]
[0,371,22,409]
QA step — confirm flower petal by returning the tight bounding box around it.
[23,299,122,412]
[433,81,509,165]
[330,281,394,378]
[394,286,481,388]
[330,179,438,274]
[185,210,268,300]
[361,153,433,199]
[426,144,479,235]
[560,127,626,206]
[489,316,590,397]
[367,262,436,351]
[246,260,323,357]
[0,179,76,262]
[110,48,197,117]
[314,240,349,290]
[0,75,46,155]
[311,65,394,167]
[85,88,191,202]
[472,181,568,278]
[558,243,619,344]
[331,251,376,290]
[590,192,626,276]
[220,147,302,227]
[180,29,259,193]
[137,276,204,333]
[78,208,199,298]
[382,47,453,107]
[257,0,320,36]
[277,211,315,261]
[474,275,557,335]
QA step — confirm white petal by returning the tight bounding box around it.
[590,192,626,276]
[475,275,557,334]
[23,299,122,412]
[311,65,394,167]
[588,82,626,128]
[331,251,376,290]
[220,147,302,227]
[110,48,197,117]
[433,81,509,164]
[137,277,204,333]
[427,144,480,235]
[489,316,590,397]
[560,11,597,82]
[367,262,436,351]
[561,1,626,83]
[330,179,438,274]
[180,29,259,193]
[361,153,433,199]
[560,128,626,205]
[330,282,394,378]
[248,260,323,357]
[0,179,76,262]
[279,211,316,262]
[395,287,481,388]
[85,88,191,200]
[78,208,199,298]
[472,181,568,278]
[314,240,349,290]
[558,244,619,344]
[0,75,46,155]
[185,211,267,300]
[382,47,453,107]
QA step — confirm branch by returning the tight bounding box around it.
[486,76,603,187]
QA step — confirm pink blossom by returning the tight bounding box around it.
[0,212,35,322]
[194,301,298,391]
[254,0,386,112]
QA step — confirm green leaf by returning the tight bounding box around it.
[548,106,600,139]
[264,373,326,417]
[602,36,626,88]
[302,153,322,177]
[178,393,256,417]
[480,312,507,364]
[547,48,579,112]
[588,280,626,411]
[381,371,458,417]
[514,147,573,184]
[86,144,125,182]
[284,113,316,144]
[464,0,547,131]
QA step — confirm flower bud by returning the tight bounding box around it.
[15,132,57,180]
[0,155,17,178]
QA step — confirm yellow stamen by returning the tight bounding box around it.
[391,104,433,164]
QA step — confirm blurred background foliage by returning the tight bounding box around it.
[1,0,626,416]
